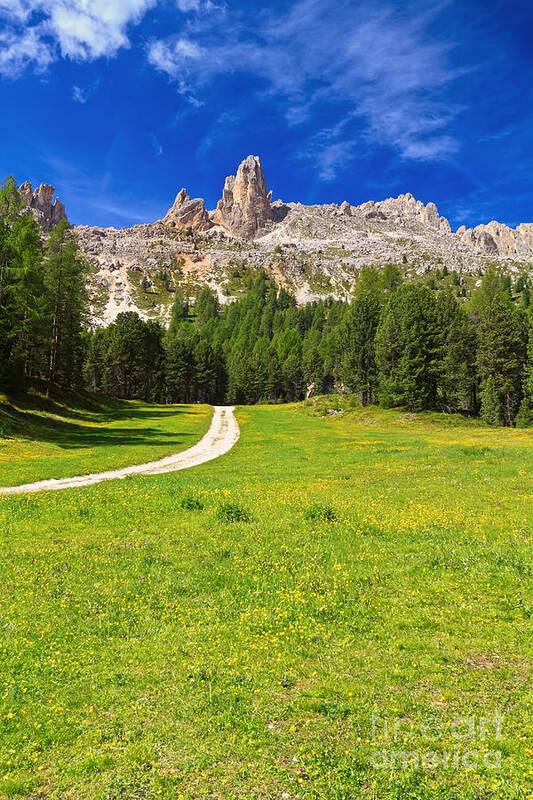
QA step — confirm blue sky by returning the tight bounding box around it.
[0,0,532,230]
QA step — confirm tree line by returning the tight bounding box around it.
[1,175,532,427]
[0,177,87,393]
[86,267,533,427]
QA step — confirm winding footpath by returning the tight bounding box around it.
[0,405,239,497]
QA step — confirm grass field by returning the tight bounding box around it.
[0,392,212,486]
[0,397,532,799]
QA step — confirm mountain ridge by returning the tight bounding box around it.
[22,156,533,324]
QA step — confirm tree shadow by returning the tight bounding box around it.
[0,391,200,451]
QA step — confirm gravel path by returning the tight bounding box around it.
[0,406,239,496]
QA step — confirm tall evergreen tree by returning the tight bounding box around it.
[342,270,382,404]
[375,285,442,411]
[0,176,44,389]
[43,220,88,391]
[480,375,501,426]
[437,290,476,412]
[166,332,194,403]
[476,292,526,425]
[167,287,189,336]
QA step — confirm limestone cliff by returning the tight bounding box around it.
[456,221,533,259]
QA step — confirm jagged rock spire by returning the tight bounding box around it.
[19,182,67,232]
[211,155,274,239]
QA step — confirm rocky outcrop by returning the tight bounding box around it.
[373,193,451,233]
[19,182,67,232]
[211,155,274,239]
[162,188,212,232]
[456,221,533,259]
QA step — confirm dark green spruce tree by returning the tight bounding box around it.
[375,284,442,411]
[0,176,44,390]
[341,268,382,405]
[476,290,526,426]
[43,220,88,391]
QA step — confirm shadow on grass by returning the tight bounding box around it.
[0,387,198,451]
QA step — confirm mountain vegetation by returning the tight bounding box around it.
[85,267,533,427]
[2,175,533,427]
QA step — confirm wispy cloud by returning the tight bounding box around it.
[72,85,86,103]
[38,150,166,225]
[148,0,465,176]
[149,132,163,156]
[1,0,469,182]
[0,0,223,76]
[72,78,100,104]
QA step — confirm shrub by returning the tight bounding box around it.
[305,503,337,522]
[180,494,204,510]
[216,502,252,523]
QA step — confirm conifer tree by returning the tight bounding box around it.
[476,292,526,425]
[195,287,218,326]
[43,220,88,391]
[437,290,476,412]
[375,285,442,410]
[0,176,44,389]
[516,313,533,426]
[515,398,533,427]
[168,288,189,336]
[480,375,501,425]
[342,270,381,404]
[166,332,194,403]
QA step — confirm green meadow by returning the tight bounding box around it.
[0,396,532,799]
[0,393,212,486]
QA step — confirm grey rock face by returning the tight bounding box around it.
[162,188,213,232]
[19,181,68,232]
[456,220,533,259]
[211,155,275,239]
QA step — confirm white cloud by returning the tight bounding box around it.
[148,36,202,76]
[0,0,30,21]
[0,24,54,76]
[0,0,157,74]
[315,141,358,182]
[176,0,221,12]
[147,0,463,172]
[72,78,99,103]
[49,0,156,60]
[149,132,163,156]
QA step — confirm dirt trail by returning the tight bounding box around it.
[0,406,239,496]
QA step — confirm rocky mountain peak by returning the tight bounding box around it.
[211,155,275,239]
[71,153,533,326]
[20,181,67,232]
[456,220,533,259]
[162,187,212,232]
[373,193,451,234]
